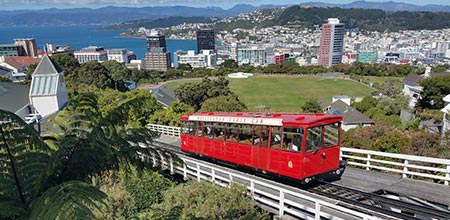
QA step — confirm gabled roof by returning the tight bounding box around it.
[1,56,41,70]
[404,71,450,86]
[403,73,422,86]
[327,99,374,124]
[33,54,63,75]
[443,94,450,103]
[0,82,30,113]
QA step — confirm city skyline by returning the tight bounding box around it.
[2,0,450,10]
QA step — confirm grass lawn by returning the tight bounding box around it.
[164,75,374,112]
[361,76,403,89]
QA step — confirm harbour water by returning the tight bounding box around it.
[0,25,196,59]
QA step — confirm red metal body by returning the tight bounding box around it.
[180,112,344,182]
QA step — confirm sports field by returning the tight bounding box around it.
[164,75,374,112]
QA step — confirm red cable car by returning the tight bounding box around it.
[180,112,345,183]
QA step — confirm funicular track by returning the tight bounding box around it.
[309,181,450,220]
[151,140,450,220]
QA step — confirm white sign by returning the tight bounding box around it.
[188,115,283,126]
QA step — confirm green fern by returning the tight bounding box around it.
[28,180,107,220]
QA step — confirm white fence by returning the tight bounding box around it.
[148,124,450,186]
[148,124,180,136]
[143,147,381,220]
[341,147,450,186]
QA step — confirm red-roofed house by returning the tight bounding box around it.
[0,56,41,82]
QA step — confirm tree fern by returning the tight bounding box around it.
[0,109,52,218]
[28,180,106,220]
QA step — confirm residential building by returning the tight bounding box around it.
[107,48,129,64]
[143,48,171,71]
[0,56,41,82]
[14,38,38,57]
[197,30,215,52]
[143,30,171,71]
[319,18,345,68]
[237,47,268,66]
[174,50,217,69]
[321,98,374,131]
[0,44,25,56]
[74,46,108,64]
[403,67,450,108]
[357,50,378,64]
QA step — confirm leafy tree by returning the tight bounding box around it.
[26,62,38,79]
[149,102,194,126]
[145,181,270,220]
[200,95,247,112]
[376,95,409,115]
[175,77,237,111]
[417,75,450,109]
[51,54,81,86]
[124,170,175,212]
[378,78,402,97]
[220,59,238,69]
[352,96,378,113]
[76,61,115,89]
[95,88,162,127]
[103,60,132,81]
[177,63,193,72]
[301,98,322,113]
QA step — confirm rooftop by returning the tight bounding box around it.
[0,82,30,113]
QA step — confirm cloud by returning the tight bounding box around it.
[0,0,257,6]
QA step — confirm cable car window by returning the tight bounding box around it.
[193,121,202,136]
[181,121,190,135]
[324,123,339,148]
[188,121,196,135]
[260,126,269,148]
[226,124,239,142]
[203,122,214,139]
[270,126,282,149]
[283,127,304,152]
[239,124,253,145]
[306,126,322,152]
[213,122,226,140]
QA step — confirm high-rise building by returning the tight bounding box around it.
[14,38,38,57]
[197,30,215,52]
[319,18,345,68]
[143,30,171,71]
[146,30,166,52]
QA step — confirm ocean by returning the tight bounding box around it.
[0,25,196,59]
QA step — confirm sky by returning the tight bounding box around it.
[1,0,450,10]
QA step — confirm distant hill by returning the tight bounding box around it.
[302,1,450,12]
[1,1,450,26]
[100,16,217,30]
[217,6,450,32]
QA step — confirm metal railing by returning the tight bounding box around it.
[148,124,450,186]
[142,147,381,220]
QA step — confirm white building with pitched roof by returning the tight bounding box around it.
[442,94,450,135]
[29,54,68,119]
